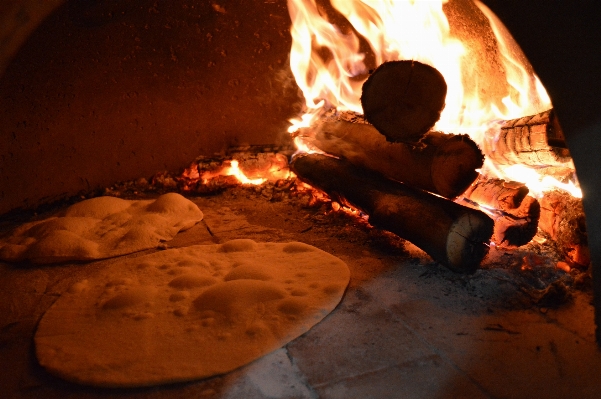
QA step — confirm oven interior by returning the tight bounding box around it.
[1,1,601,397]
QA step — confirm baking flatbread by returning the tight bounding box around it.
[35,239,350,387]
[0,193,203,264]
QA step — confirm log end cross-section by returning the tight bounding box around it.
[447,212,495,274]
[361,60,447,143]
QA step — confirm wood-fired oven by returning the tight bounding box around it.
[1,1,600,397]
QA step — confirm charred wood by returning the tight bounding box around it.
[481,109,571,167]
[308,120,483,199]
[540,190,589,267]
[461,177,529,211]
[492,196,540,248]
[458,177,540,247]
[361,60,447,143]
[459,194,540,248]
[291,154,494,273]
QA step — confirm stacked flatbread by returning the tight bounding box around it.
[0,193,203,264]
[35,239,350,387]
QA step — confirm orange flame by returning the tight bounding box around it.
[286,0,580,197]
[201,160,266,185]
[185,153,292,188]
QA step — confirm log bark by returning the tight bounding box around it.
[361,60,447,143]
[481,109,571,167]
[308,120,483,199]
[539,190,589,266]
[291,154,494,273]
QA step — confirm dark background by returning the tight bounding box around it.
[483,0,601,338]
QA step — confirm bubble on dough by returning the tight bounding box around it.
[102,288,155,310]
[168,274,218,289]
[146,192,198,215]
[277,297,309,316]
[223,264,272,282]
[192,280,287,317]
[68,280,90,294]
[218,239,257,253]
[169,292,190,302]
[282,242,315,253]
[28,230,100,260]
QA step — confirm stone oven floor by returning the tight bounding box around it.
[1,189,601,399]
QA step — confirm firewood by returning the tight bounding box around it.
[458,176,540,247]
[459,194,540,248]
[308,120,483,199]
[461,176,529,211]
[291,154,494,273]
[361,60,447,143]
[539,190,589,266]
[481,109,571,167]
[492,196,540,248]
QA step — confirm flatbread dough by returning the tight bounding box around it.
[0,193,203,264]
[35,239,350,387]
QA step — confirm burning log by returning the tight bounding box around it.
[291,154,494,273]
[309,120,483,199]
[481,109,571,167]
[491,196,540,248]
[461,177,529,211]
[457,177,540,248]
[361,60,447,143]
[539,190,589,267]
[458,194,540,248]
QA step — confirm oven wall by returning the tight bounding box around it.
[0,0,65,76]
[0,0,299,215]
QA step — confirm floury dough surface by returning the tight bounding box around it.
[34,239,350,387]
[0,193,203,264]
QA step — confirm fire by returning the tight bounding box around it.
[491,164,582,199]
[286,0,581,197]
[180,153,292,190]
[287,0,465,133]
[200,160,266,186]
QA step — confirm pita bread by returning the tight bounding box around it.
[35,239,350,387]
[0,193,203,264]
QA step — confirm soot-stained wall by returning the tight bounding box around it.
[0,0,300,215]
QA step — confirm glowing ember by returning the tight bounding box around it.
[179,152,294,191]
[286,0,581,197]
[200,160,266,186]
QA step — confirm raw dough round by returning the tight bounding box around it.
[0,193,203,264]
[35,239,350,387]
